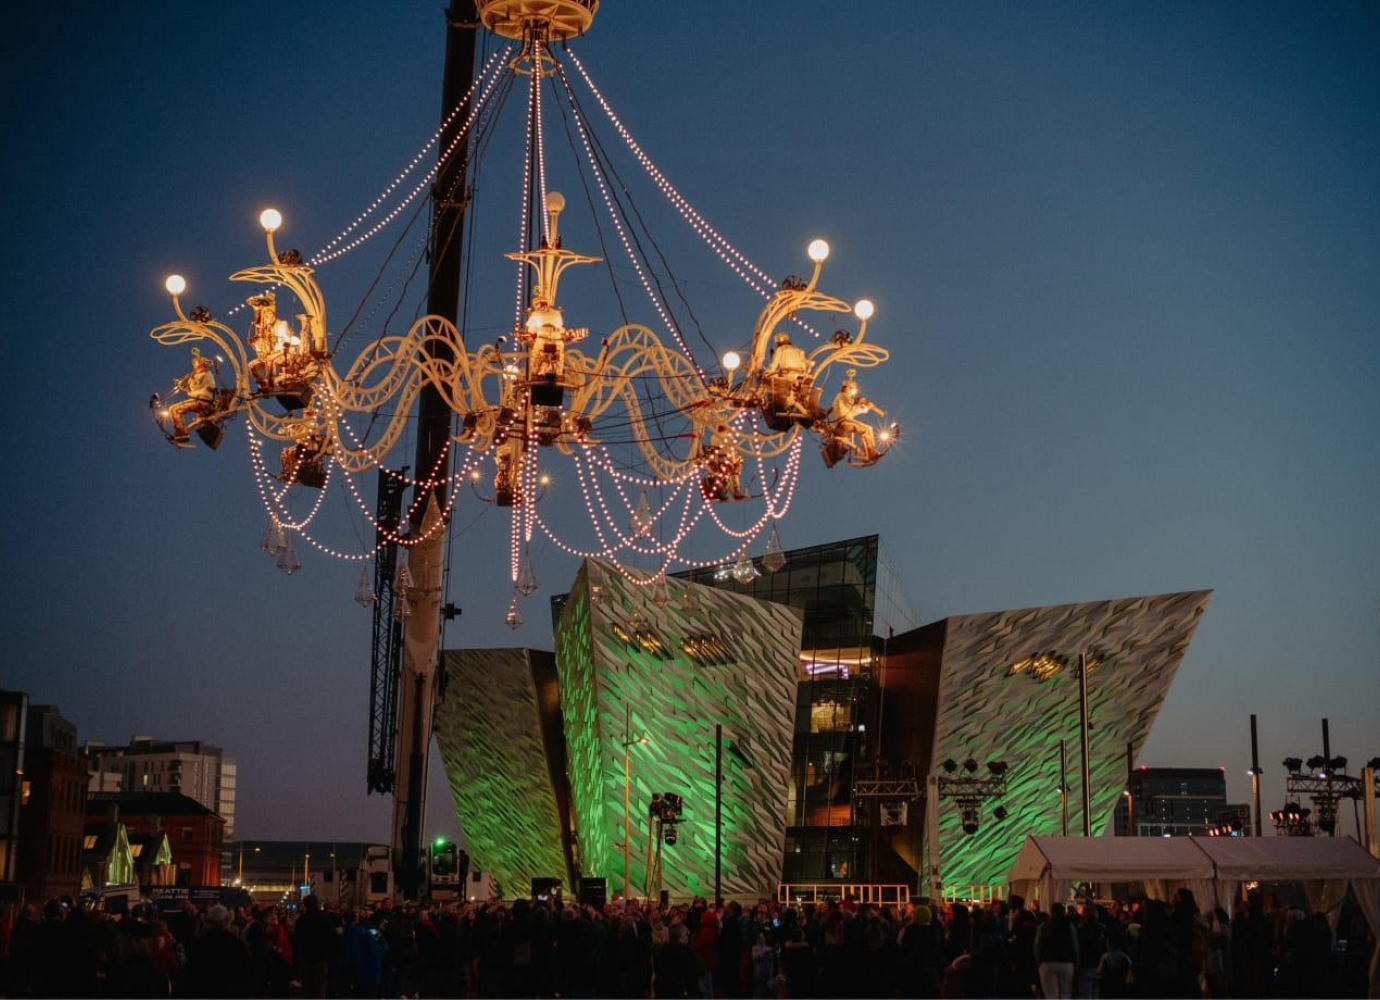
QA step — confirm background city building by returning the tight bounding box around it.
[437,537,1212,901]
[15,704,86,901]
[224,840,391,905]
[1114,766,1253,837]
[81,737,236,836]
[0,691,29,891]
[675,535,921,884]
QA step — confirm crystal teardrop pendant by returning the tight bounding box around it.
[631,489,653,537]
[260,516,286,556]
[354,566,378,607]
[394,556,413,593]
[649,573,671,606]
[762,523,787,574]
[679,582,703,615]
[516,547,538,596]
[392,593,413,621]
[731,554,759,584]
[627,604,648,631]
[275,529,301,575]
[505,595,524,630]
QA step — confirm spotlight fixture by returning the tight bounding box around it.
[1306,755,1327,772]
[993,805,1008,821]
[1329,756,1348,772]
[1282,757,1303,774]
[987,761,1008,776]
[963,758,979,774]
[960,804,980,836]
[1368,758,1380,771]
[942,759,958,774]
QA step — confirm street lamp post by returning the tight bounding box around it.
[237,844,260,885]
[620,704,646,900]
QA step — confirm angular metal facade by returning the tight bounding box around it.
[554,559,803,900]
[928,590,1212,889]
[434,648,571,896]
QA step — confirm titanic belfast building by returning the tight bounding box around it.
[435,535,1210,899]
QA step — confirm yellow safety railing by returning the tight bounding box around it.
[777,883,911,905]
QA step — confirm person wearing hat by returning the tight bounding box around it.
[826,369,885,462]
[167,349,217,443]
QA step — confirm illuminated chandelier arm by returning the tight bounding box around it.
[745,286,851,374]
[228,264,328,356]
[150,317,252,398]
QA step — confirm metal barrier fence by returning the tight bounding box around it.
[941,883,1009,905]
[777,883,912,905]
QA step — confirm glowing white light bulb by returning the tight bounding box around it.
[722,351,741,372]
[259,208,283,232]
[807,239,830,263]
[546,191,566,213]
[853,299,875,321]
[165,274,186,296]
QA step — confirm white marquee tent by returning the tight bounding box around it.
[1005,836,1380,996]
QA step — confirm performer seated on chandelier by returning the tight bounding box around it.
[823,369,887,466]
[763,330,819,424]
[246,292,280,389]
[699,422,747,502]
[280,421,328,488]
[493,434,525,506]
[521,300,581,407]
[166,349,218,444]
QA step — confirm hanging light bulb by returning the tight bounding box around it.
[516,547,538,596]
[763,523,787,574]
[731,554,759,584]
[649,573,671,606]
[505,594,525,630]
[631,488,653,537]
[392,593,413,621]
[276,529,301,575]
[260,516,286,556]
[354,566,378,608]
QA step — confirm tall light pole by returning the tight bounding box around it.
[620,704,646,900]
[1077,653,1092,837]
[237,844,260,885]
[714,724,723,904]
[1059,739,1069,836]
[1249,715,1263,838]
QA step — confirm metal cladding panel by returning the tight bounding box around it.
[435,648,570,896]
[555,558,803,900]
[930,590,1212,888]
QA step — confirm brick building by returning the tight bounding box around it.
[87,793,225,887]
[16,705,87,900]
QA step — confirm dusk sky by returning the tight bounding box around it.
[2,2,1377,846]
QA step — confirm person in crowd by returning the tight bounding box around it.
[899,903,943,998]
[183,904,253,999]
[1035,903,1080,1000]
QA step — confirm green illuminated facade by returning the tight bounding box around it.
[437,537,1210,900]
[434,648,573,894]
[555,560,803,899]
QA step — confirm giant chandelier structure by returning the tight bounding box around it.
[147,1,899,624]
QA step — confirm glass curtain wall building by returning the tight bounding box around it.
[675,535,920,883]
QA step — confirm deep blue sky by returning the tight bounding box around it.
[2,3,1377,845]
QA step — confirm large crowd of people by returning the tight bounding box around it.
[0,887,1373,998]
